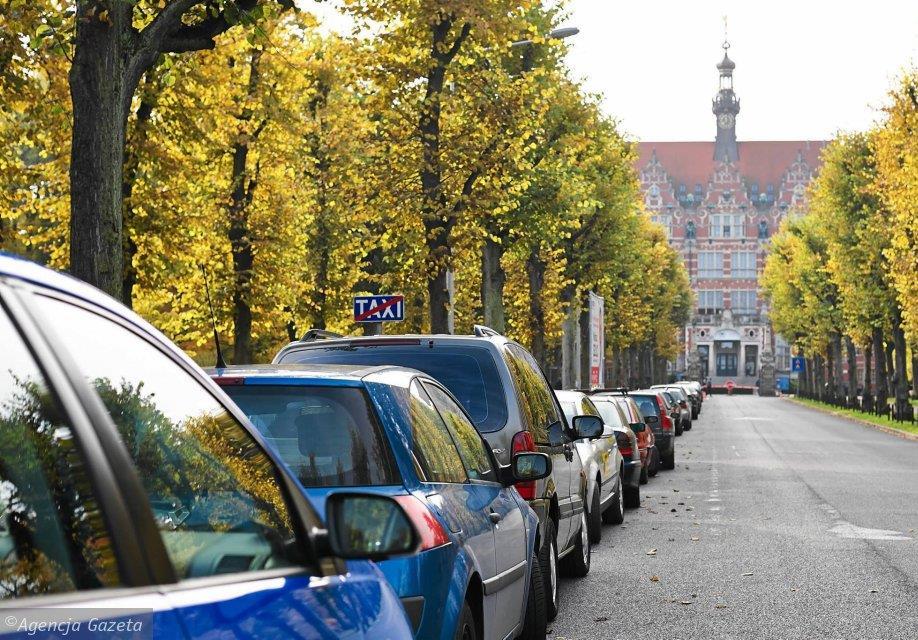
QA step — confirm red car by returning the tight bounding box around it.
[593,393,658,483]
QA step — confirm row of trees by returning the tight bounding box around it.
[1,1,690,385]
[762,72,918,419]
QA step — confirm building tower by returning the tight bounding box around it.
[712,39,739,162]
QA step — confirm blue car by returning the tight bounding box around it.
[212,365,552,640]
[0,253,416,639]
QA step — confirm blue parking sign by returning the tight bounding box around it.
[791,356,805,373]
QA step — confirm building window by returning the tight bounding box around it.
[730,290,757,313]
[697,252,723,278]
[697,290,724,313]
[731,252,757,278]
[710,214,745,238]
[651,215,672,238]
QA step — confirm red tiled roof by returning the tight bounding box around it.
[636,141,827,190]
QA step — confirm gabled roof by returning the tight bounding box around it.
[637,141,826,190]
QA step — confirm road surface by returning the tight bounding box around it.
[551,395,918,639]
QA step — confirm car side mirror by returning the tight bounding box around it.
[630,421,646,433]
[644,414,659,425]
[511,452,552,483]
[324,493,419,561]
[572,415,604,440]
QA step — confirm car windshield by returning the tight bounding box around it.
[277,345,509,432]
[224,385,400,487]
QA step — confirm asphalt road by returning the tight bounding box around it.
[550,395,918,640]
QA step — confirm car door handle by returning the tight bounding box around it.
[489,511,502,524]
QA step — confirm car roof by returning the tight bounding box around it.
[207,363,425,388]
[554,390,587,402]
[273,331,511,362]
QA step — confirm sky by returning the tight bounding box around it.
[301,1,918,142]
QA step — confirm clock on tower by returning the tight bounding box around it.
[712,39,740,162]
[717,113,735,129]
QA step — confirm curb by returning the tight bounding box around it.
[784,398,918,442]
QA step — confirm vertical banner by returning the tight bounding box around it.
[588,291,605,388]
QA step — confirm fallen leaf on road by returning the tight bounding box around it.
[691,536,700,541]
[650,576,660,582]
[678,502,685,505]
[671,508,677,512]
[686,507,694,511]
[742,572,754,576]
[790,588,798,592]
[646,549,657,555]
[680,600,693,605]
[673,489,679,492]
[869,589,878,593]
[715,604,728,609]
[593,616,609,622]
[668,537,675,542]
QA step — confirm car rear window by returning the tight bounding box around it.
[224,385,399,487]
[277,345,509,432]
[591,400,624,428]
[630,394,660,418]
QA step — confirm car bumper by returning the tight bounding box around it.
[654,433,674,456]
[622,459,642,489]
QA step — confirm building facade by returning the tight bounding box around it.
[635,41,826,387]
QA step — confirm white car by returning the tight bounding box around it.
[555,390,625,542]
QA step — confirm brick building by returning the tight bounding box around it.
[635,41,826,387]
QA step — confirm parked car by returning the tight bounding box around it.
[213,365,552,640]
[675,381,702,418]
[554,390,625,539]
[0,254,417,639]
[582,396,641,508]
[629,390,676,470]
[593,392,658,482]
[654,385,693,431]
[655,388,685,435]
[273,326,596,620]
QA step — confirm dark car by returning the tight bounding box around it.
[656,389,685,436]
[273,326,600,620]
[630,390,676,470]
[585,397,642,508]
[0,254,418,639]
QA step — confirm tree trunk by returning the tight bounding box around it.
[69,4,137,298]
[862,342,873,413]
[481,233,507,333]
[832,333,844,405]
[305,81,331,330]
[891,308,910,420]
[228,49,264,365]
[873,328,888,417]
[526,247,547,369]
[844,336,857,408]
[813,354,824,401]
[559,283,578,389]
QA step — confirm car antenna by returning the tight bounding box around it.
[199,264,227,369]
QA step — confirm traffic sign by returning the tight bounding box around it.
[353,295,404,323]
[791,356,805,373]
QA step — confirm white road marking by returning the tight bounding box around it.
[829,522,912,541]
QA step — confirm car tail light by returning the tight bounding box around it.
[394,495,450,551]
[655,396,673,431]
[614,431,633,457]
[511,431,537,501]
[212,376,244,386]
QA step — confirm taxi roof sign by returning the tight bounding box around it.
[353,295,404,323]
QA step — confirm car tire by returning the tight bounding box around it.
[602,474,624,525]
[648,447,660,477]
[539,519,559,621]
[587,485,602,544]
[454,601,477,640]
[639,460,649,484]
[675,419,684,436]
[624,483,640,509]
[521,553,547,640]
[662,448,676,470]
[561,510,591,578]
[684,419,692,431]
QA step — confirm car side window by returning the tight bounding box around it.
[423,382,496,483]
[580,398,602,418]
[0,305,119,597]
[33,296,298,580]
[501,344,560,444]
[406,381,467,484]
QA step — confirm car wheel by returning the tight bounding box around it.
[624,483,640,509]
[454,601,476,640]
[587,484,602,544]
[561,511,591,578]
[539,519,559,621]
[520,553,547,640]
[639,460,649,485]
[648,447,660,477]
[602,474,624,525]
[684,419,692,431]
[675,419,684,436]
[662,448,676,470]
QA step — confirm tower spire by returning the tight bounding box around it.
[712,20,739,162]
